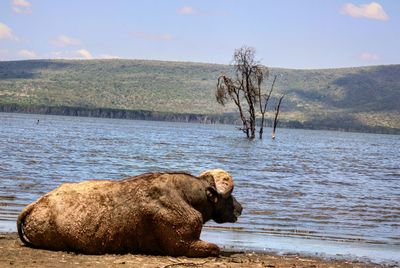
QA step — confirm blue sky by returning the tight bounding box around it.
[0,0,399,69]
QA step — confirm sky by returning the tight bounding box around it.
[0,0,399,69]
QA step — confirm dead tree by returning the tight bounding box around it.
[272,94,284,139]
[216,46,283,139]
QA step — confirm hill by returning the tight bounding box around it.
[0,59,399,134]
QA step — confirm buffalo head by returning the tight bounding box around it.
[200,169,243,223]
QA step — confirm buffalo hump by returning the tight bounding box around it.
[17,171,242,257]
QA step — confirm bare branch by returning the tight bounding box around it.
[263,75,277,113]
[272,94,285,139]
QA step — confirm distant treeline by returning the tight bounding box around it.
[0,103,236,124]
[1,103,399,135]
[296,117,400,135]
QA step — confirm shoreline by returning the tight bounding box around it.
[0,233,393,267]
[2,107,399,135]
[201,227,400,264]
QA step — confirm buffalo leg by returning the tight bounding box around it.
[153,207,219,257]
[185,240,220,257]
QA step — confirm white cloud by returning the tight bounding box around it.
[51,35,81,47]
[76,49,93,59]
[11,0,32,14]
[0,22,17,40]
[341,2,389,21]
[12,0,31,7]
[18,49,36,58]
[49,49,93,60]
[177,6,195,15]
[360,52,380,61]
[177,6,231,17]
[132,32,173,41]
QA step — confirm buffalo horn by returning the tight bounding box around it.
[200,169,234,198]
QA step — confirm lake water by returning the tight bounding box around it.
[0,113,399,264]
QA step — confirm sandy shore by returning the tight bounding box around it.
[0,233,391,267]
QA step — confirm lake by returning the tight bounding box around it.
[0,112,399,264]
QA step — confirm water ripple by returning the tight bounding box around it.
[0,113,399,250]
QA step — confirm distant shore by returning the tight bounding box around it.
[0,233,386,268]
[1,104,399,135]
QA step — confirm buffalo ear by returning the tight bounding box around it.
[206,187,218,204]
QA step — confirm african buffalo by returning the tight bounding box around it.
[17,169,242,257]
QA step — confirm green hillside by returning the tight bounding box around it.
[0,59,399,134]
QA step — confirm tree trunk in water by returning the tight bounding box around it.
[272,95,284,139]
[259,75,277,139]
[250,119,256,139]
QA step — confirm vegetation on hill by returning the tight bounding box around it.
[0,59,399,134]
